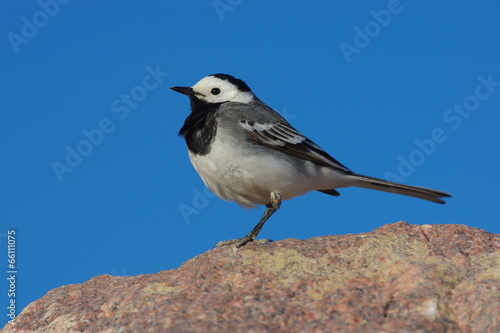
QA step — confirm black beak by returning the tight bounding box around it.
[170,86,199,96]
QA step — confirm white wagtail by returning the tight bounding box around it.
[171,74,451,248]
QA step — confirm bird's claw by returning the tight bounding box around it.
[214,237,274,248]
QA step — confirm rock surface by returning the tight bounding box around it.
[2,222,500,332]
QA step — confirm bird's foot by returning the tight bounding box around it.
[214,236,273,248]
[214,192,281,249]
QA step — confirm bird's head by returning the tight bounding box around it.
[171,74,255,107]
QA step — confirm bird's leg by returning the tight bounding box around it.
[214,192,282,248]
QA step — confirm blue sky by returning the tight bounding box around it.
[2,1,500,324]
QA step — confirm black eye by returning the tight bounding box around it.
[211,88,221,95]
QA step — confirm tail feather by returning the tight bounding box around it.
[346,173,451,204]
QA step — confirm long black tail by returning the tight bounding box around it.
[346,173,451,204]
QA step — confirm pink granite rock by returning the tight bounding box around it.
[2,222,499,332]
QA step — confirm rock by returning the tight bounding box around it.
[2,222,500,332]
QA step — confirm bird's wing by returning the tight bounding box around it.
[240,120,353,174]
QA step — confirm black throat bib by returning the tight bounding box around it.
[179,98,220,156]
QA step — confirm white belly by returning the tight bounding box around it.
[187,135,351,208]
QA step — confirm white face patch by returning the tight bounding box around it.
[191,76,255,104]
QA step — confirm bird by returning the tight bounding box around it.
[171,74,451,248]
